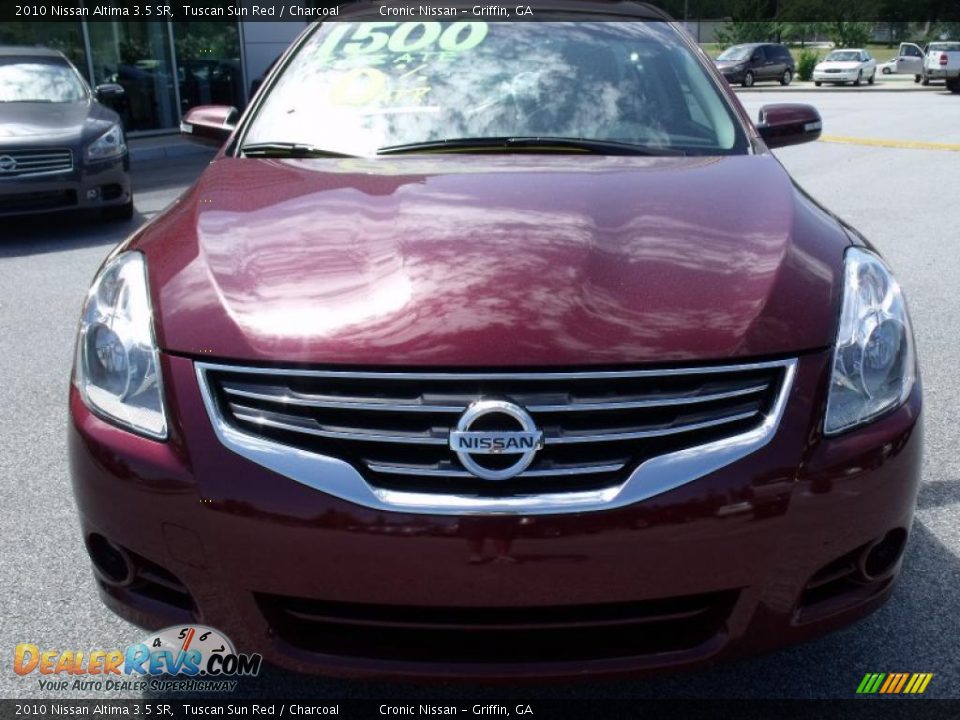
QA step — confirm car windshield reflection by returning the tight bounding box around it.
[242,21,746,157]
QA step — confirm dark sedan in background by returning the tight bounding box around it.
[0,46,133,221]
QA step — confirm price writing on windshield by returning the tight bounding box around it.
[317,22,489,60]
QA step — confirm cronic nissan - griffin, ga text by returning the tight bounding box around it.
[70,3,922,678]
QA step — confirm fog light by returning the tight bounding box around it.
[86,534,135,586]
[859,528,907,581]
[101,184,123,201]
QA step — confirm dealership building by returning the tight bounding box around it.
[1,17,311,135]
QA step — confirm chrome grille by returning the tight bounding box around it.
[200,361,792,498]
[0,148,73,178]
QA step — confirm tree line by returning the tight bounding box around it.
[654,0,960,25]
[652,0,959,47]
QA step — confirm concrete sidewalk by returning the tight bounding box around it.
[735,75,945,93]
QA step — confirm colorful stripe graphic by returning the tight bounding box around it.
[857,673,933,695]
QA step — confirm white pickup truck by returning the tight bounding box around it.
[922,42,960,93]
[891,41,960,93]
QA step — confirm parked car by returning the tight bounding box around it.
[878,57,898,74]
[71,9,921,679]
[922,42,960,92]
[714,42,795,86]
[0,46,133,220]
[813,49,878,86]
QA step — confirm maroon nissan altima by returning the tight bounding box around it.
[69,4,922,679]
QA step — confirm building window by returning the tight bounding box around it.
[87,20,180,132]
[173,22,244,113]
[0,21,89,81]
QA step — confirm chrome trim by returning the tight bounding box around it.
[0,148,73,179]
[367,461,626,478]
[542,410,759,445]
[528,384,768,412]
[222,385,465,413]
[230,405,448,445]
[196,359,797,515]
[219,381,769,414]
[0,167,73,179]
[230,403,758,446]
[199,358,791,381]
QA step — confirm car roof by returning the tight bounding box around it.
[0,45,68,60]
[831,48,866,52]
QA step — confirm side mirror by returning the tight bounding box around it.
[757,103,822,149]
[180,105,238,146]
[94,83,125,103]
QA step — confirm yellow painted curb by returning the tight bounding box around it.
[819,135,960,152]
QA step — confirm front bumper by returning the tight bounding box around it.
[0,154,130,218]
[718,68,746,83]
[813,71,860,83]
[69,351,923,679]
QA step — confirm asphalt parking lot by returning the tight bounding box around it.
[1,90,958,700]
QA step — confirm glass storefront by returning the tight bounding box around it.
[173,22,243,115]
[1,20,245,134]
[87,21,180,132]
[0,21,88,76]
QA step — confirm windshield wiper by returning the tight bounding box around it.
[240,142,356,158]
[377,137,684,157]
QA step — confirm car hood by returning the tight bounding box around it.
[135,154,847,367]
[818,61,862,70]
[0,100,87,141]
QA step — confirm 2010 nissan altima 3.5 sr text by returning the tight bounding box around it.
[69,4,922,680]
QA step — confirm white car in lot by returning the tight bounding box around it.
[879,57,898,74]
[813,49,877,86]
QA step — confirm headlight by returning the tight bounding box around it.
[86,123,126,162]
[824,247,916,435]
[74,252,167,439]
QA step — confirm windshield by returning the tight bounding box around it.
[716,46,752,62]
[825,51,861,62]
[242,21,745,157]
[0,58,88,103]
[929,43,960,52]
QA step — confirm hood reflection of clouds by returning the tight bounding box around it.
[176,154,806,362]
